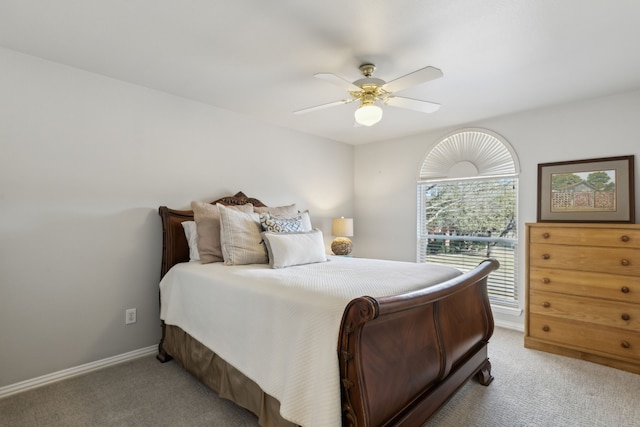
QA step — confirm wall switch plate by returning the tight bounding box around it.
[125,308,137,325]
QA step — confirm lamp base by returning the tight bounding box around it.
[331,237,352,256]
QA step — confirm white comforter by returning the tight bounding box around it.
[159,256,461,427]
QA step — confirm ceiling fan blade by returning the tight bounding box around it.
[314,73,363,92]
[382,66,443,93]
[293,98,356,115]
[385,96,440,113]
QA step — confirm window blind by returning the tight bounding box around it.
[417,177,518,307]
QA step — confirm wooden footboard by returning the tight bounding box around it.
[338,258,499,427]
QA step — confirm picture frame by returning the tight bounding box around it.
[537,155,635,223]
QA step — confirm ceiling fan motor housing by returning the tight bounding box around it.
[359,63,376,77]
[351,80,388,105]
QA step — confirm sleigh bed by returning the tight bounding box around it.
[157,192,499,427]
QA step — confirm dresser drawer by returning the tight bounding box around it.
[529,267,640,304]
[529,314,640,360]
[529,290,640,331]
[529,243,640,275]
[529,226,640,249]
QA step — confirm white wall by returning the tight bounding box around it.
[354,89,640,329]
[3,41,639,387]
[0,47,354,387]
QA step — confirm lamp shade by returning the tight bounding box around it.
[354,104,383,126]
[332,217,353,237]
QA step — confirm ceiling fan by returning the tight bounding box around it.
[294,63,443,127]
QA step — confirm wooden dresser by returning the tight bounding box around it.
[525,222,640,374]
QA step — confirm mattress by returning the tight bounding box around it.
[159,256,461,426]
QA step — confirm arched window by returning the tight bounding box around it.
[417,129,520,307]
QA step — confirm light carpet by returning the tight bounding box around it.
[1,327,639,426]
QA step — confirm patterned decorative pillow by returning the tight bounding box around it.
[259,213,303,233]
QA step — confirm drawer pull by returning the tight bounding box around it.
[542,277,551,284]
[621,259,630,266]
[542,301,551,308]
[621,341,631,349]
[542,325,550,332]
[621,235,630,242]
[621,313,631,321]
[621,286,630,294]
[542,253,550,260]
[542,232,550,239]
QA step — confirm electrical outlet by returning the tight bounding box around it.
[125,308,137,325]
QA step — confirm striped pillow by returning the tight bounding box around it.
[218,203,268,265]
[191,201,254,264]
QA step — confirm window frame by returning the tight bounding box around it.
[416,129,520,309]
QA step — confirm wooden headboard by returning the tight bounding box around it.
[158,191,267,278]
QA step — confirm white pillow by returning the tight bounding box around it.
[218,203,268,265]
[262,229,327,268]
[297,210,313,231]
[181,221,200,261]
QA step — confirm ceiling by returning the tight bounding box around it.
[2,0,640,145]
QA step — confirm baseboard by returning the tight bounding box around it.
[494,319,524,332]
[491,304,524,332]
[0,345,157,399]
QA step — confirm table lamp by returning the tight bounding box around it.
[331,217,353,255]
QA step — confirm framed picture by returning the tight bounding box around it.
[537,155,635,223]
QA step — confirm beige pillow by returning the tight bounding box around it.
[253,204,297,216]
[218,203,268,265]
[191,201,254,264]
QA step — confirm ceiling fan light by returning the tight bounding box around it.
[354,104,383,126]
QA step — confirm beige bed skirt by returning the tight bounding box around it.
[162,325,298,427]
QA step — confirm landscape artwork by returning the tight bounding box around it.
[537,155,635,223]
[550,169,616,213]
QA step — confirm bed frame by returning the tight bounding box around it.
[157,192,500,427]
